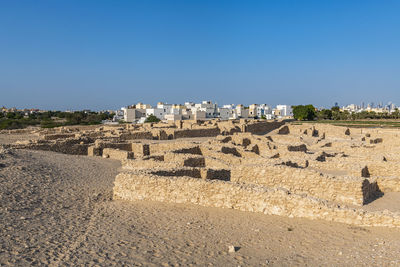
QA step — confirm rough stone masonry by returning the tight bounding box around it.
[9,119,400,227]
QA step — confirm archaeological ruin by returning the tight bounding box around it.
[6,119,400,227]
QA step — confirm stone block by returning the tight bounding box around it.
[103,148,134,160]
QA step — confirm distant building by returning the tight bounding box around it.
[118,100,293,123]
[235,105,249,119]
[256,104,272,118]
[121,107,146,122]
[194,101,218,118]
[249,104,258,118]
[276,105,292,117]
[217,107,231,120]
[164,114,183,121]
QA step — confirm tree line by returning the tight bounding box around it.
[292,105,400,121]
[0,111,114,130]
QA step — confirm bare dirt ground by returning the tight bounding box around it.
[363,192,400,213]
[1,134,400,266]
[0,133,39,145]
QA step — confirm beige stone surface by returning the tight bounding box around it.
[3,126,400,266]
[6,120,400,228]
[102,148,134,160]
[114,172,400,228]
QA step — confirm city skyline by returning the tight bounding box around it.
[1,99,399,112]
[0,100,397,111]
[2,99,399,116]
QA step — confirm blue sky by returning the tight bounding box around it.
[0,0,399,110]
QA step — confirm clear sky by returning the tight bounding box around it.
[1,0,399,110]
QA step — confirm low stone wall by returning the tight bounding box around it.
[221,146,242,157]
[83,131,106,139]
[122,159,180,170]
[164,153,205,167]
[100,142,132,151]
[88,142,134,156]
[309,159,400,193]
[0,128,39,134]
[201,168,231,181]
[131,143,150,157]
[173,127,221,139]
[151,168,202,178]
[43,133,76,140]
[17,139,90,155]
[102,148,134,160]
[119,131,153,141]
[113,172,400,228]
[231,164,378,206]
[231,133,254,146]
[244,121,286,135]
[288,123,363,139]
[148,142,202,155]
[201,148,242,166]
[204,157,231,169]
[172,146,202,155]
[102,142,133,151]
[375,177,400,192]
[368,162,400,178]
[88,146,101,156]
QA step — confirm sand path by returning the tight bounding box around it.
[1,149,400,266]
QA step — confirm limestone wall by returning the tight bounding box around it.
[201,147,242,166]
[99,142,133,151]
[150,168,202,178]
[17,139,90,155]
[231,164,378,206]
[375,177,400,192]
[88,146,101,156]
[243,121,286,135]
[120,166,230,181]
[119,131,154,141]
[164,153,205,167]
[307,158,400,192]
[87,142,134,156]
[173,127,221,139]
[122,159,179,170]
[288,123,364,139]
[102,148,134,160]
[131,143,150,157]
[148,142,203,156]
[113,172,400,228]
[0,128,39,134]
[368,162,400,178]
[43,133,76,140]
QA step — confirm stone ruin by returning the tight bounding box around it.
[9,119,400,227]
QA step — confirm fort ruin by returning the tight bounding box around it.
[7,119,400,227]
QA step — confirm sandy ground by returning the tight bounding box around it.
[363,192,400,213]
[1,136,400,266]
[0,133,39,145]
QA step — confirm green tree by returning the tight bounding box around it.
[331,106,340,112]
[6,112,16,119]
[317,109,333,120]
[392,109,400,119]
[144,115,161,123]
[332,111,341,120]
[292,105,317,121]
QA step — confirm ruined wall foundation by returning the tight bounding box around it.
[11,120,400,227]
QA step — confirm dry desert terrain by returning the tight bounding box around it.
[1,121,400,266]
